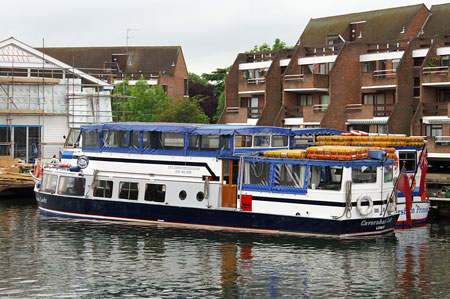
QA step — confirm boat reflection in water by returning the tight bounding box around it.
[1,200,449,298]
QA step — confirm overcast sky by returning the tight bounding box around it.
[2,0,448,75]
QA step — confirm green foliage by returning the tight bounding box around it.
[188,72,208,86]
[213,91,225,123]
[156,96,209,123]
[111,77,170,122]
[201,66,231,97]
[247,38,290,53]
[426,56,440,68]
[272,38,287,51]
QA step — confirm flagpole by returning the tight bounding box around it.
[383,161,406,217]
[410,144,426,190]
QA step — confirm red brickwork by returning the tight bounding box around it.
[321,43,366,130]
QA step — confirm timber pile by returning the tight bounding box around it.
[0,156,34,192]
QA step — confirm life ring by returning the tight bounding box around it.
[34,164,42,178]
[394,154,399,171]
[408,174,416,190]
[351,130,369,136]
[356,195,373,216]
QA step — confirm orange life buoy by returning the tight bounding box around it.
[394,154,399,171]
[408,174,416,190]
[351,130,369,136]
[34,164,41,178]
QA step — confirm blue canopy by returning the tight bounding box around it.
[81,122,291,135]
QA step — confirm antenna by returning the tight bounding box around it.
[125,28,138,65]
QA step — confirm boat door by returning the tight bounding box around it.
[222,159,239,208]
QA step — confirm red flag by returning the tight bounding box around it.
[396,168,413,227]
[419,149,428,196]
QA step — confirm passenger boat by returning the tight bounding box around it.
[32,123,399,238]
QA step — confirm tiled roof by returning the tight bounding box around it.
[38,46,181,76]
[423,3,450,36]
[299,4,426,46]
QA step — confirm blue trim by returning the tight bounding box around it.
[291,128,345,136]
[61,151,74,160]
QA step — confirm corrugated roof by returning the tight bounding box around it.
[299,4,426,46]
[38,46,180,76]
[423,3,450,36]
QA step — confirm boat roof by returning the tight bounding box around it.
[81,122,293,135]
[291,128,345,136]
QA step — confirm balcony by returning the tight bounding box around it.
[366,40,409,53]
[284,105,303,118]
[423,136,450,154]
[345,103,394,118]
[422,66,450,86]
[304,45,343,57]
[247,107,264,119]
[238,79,266,94]
[283,73,328,91]
[361,71,396,89]
[422,102,449,116]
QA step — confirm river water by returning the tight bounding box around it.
[0,197,449,298]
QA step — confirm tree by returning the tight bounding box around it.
[201,66,231,98]
[188,72,208,86]
[213,91,225,123]
[247,38,290,53]
[189,81,217,123]
[156,96,209,123]
[112,77,170,122]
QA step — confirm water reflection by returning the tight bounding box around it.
[0,198,450,297]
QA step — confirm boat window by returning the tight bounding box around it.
[82,131,99,148]
[57,176,86,196]
[130,131,140,149]
[308,166,342,190]
[398,151,416,172]
[275,164,306,188]
[93,180,113,198]
[65,128,81,148]
[235,135,252,148]
[162,133,184,150]
[272,135,288,147]
[384,166,393,183]
[144,184,166,202]
[103,130,128,147]
[243,162,271,186]
[254,135,270,147]
[143,131,163,150]
[188,135,231,151]
[41,174,58,193]
[352,166,377,184]
[293,135,315,147]
[119,182,139,200]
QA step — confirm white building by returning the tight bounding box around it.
[0,37,113,162]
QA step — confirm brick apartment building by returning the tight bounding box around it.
[39,46,189,100]
[220,3,450,162]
